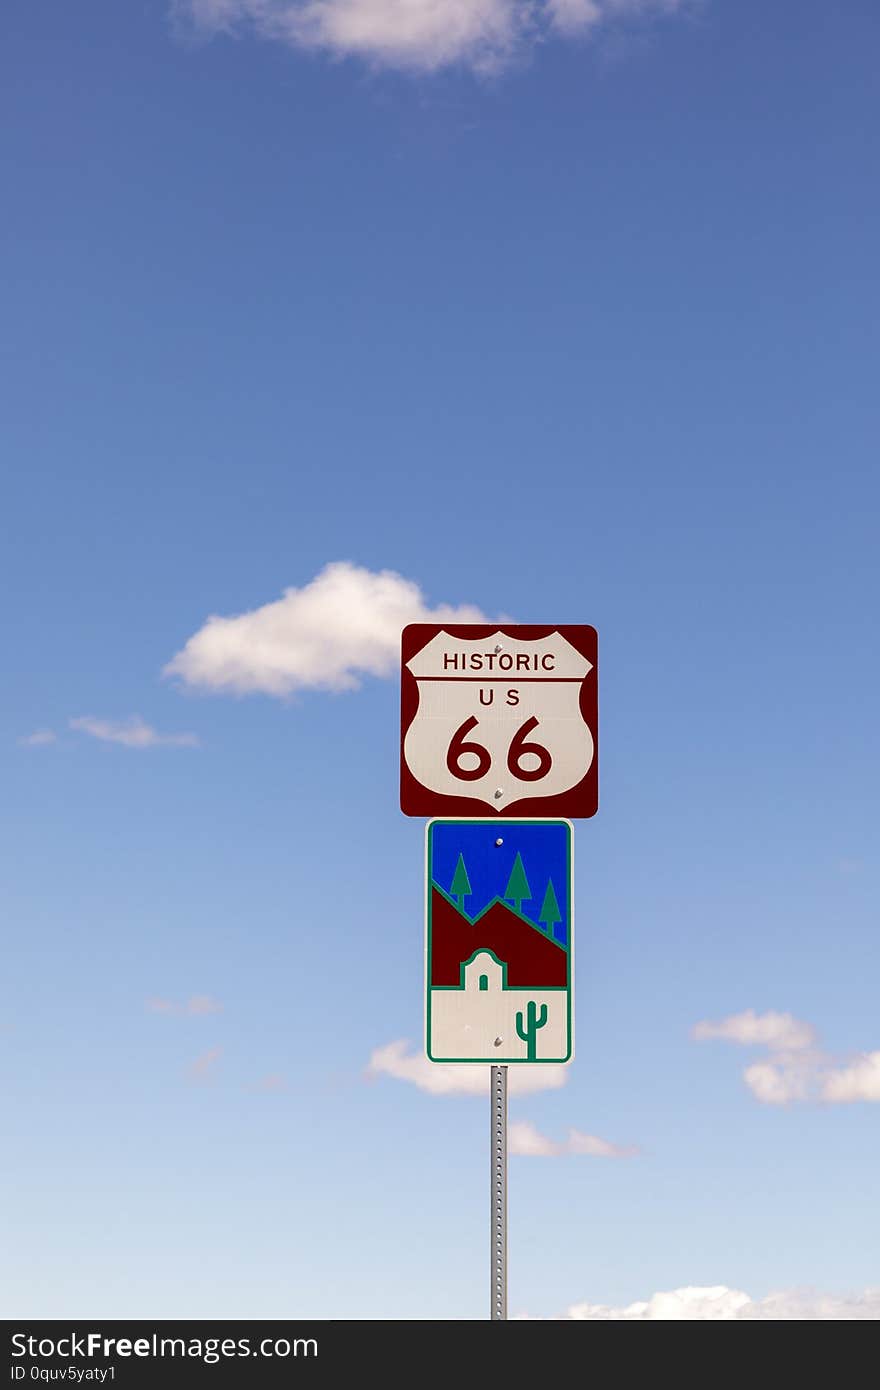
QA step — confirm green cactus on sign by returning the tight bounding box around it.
[515,1000,548,1061]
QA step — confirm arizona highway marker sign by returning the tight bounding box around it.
[425,819,573,1065]
[400,624,597,818]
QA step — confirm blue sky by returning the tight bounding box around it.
[2,0,879,1320]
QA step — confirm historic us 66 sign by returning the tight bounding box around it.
[400,624,597,818]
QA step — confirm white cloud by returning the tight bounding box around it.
[509,1119,559,1154]
[560,1285,880,1321]
[17,729,57,747]
[147,995,223,1016]
[567,1128,638,1157]
[290,0,526,71]
[177,0,691,73]
[509,1120,637,1157]
[821,1052,880,1104]
[741,1056,817,1106]
[164,561,486,698]
[366,1040,568,1095]
[70,716,200,749]
[694,1009,880,1107]
[692,1009,816,1052]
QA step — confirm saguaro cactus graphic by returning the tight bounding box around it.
[515,1000,548,1061]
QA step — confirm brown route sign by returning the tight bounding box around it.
[400,624,598,818]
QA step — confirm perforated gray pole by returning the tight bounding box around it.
[490,1064,507,1320]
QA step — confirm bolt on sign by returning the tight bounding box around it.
[400,625,597,819]
[425,819,573,1065]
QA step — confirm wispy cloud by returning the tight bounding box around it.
[188,1046,223,1081]
[70,716,200,749]
[693,1009,880,1106]
[17,729,57,747]
[147,995,223,1016]
[176,0,692,78]
[509,1120,637,1158]
[556,1285,880,1321]
[164,561,486,698]
[817,1053,880,1105]
[366,1040,568,1095]
[692,1009,816,1053]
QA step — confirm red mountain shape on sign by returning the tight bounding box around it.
[430,888,568,988]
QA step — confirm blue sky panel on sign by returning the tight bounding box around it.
[429,821,570,946]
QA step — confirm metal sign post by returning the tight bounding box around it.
[491,1064,507,1321]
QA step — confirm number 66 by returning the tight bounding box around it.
[445,715,552,782]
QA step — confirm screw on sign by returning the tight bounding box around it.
[400,624,598,818]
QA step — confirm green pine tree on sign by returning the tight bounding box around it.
[450,853,472,910]
[539,878,562,936]
[504,852,532,913]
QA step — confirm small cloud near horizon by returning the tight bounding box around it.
[546,1284,880,1321]
[692,1009,815,1053]
[17,730,57,747]
[509,1119,638,1158]
[71,716,200,749]
[366,1039,568,1096]
[693,1008,880,1106]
